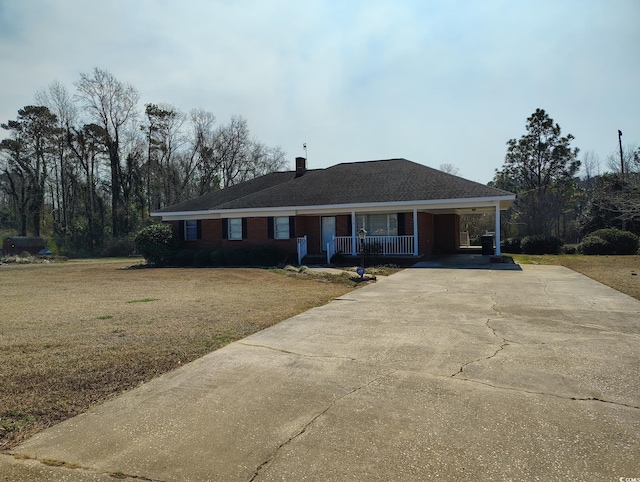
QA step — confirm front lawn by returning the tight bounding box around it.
[0,259,356,450]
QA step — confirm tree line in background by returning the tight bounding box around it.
[462,108,639,250]
[0,67,287,256]
[2,81,638,258]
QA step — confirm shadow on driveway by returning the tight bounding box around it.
[413,254,522,270]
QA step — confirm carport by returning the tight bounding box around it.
[426,201,508,256]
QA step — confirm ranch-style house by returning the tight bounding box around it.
[152,158,515,264]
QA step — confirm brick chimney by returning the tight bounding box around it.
[295,156,306,177]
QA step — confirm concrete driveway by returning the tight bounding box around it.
[2,264,639,481]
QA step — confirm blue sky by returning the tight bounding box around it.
[0,0,638,183]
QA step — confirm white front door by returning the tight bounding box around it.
[321,217,336,252]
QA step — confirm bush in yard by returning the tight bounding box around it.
[193,249,213,267]
[520,234,564,255]
[577,236,610,255]
[206,246,287,267]
[362,240,383,255]
[223,248,248,266]
[209,249,225,266]
[135,223,179,266]
[252,244,284,266]
[501,238,522,254]
[174,249,196,266]
[586,228,639,255]
[330,252,345,265]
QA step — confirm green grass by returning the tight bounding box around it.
[510,254,570,265]
[0,411,36,433]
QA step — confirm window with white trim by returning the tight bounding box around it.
[274,216,290,239]
[185,220,198,240]
[356,214,398,236]
[228,218,243,240]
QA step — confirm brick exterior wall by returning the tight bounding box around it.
[167,220,180,240]
[201,219,221,249]
[166,210,457,260]
[336,215,351,236]
[402,211,414,236]
[433,214,460,254]
[305,216,322,252]
[418,212,434,256]
[167,218,296,255]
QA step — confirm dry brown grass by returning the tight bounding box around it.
[0,259,355,450]
[512,254,640,301]
[3,255,637,450]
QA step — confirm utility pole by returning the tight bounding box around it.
[618,129,624,178]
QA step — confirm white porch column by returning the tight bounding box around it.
[495,204,501,256]
[413,209,419,256]
[351,211,357,256]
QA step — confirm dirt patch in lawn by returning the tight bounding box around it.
[0,259,356,450]
[513,254,640,301]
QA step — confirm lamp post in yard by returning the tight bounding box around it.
[357,228,367,278]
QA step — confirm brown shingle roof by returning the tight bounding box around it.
[155,158,512,213]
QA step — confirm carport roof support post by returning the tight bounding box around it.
[495,203,501,256]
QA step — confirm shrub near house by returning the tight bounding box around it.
[135,223,288,267]
[135,224,179,265]
[578,229,639,255]
[520,235,564,255]
[501,238,522,254]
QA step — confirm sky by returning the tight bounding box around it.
[0,0,638,184]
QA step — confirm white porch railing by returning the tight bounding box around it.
[334,235,415,256]
[334,236,353,255]
[302,235,416,265]
[326,237,336,264]
[297,236,307,265]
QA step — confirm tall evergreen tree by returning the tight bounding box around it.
[0,106,58,236]
[493,108,580,238]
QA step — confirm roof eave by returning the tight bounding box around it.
[152,194,515,220]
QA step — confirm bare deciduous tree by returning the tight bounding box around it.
[0,68,288,253]
[580,149,600,186]
[188,108,219,196]
[606,144,638,175]
[439,163,460,176]
[36,80,77,239]
[75,68,140,237]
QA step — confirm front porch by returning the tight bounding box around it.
[297,234,418,265]
[330,235,417,264]
[295,203,506,266]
